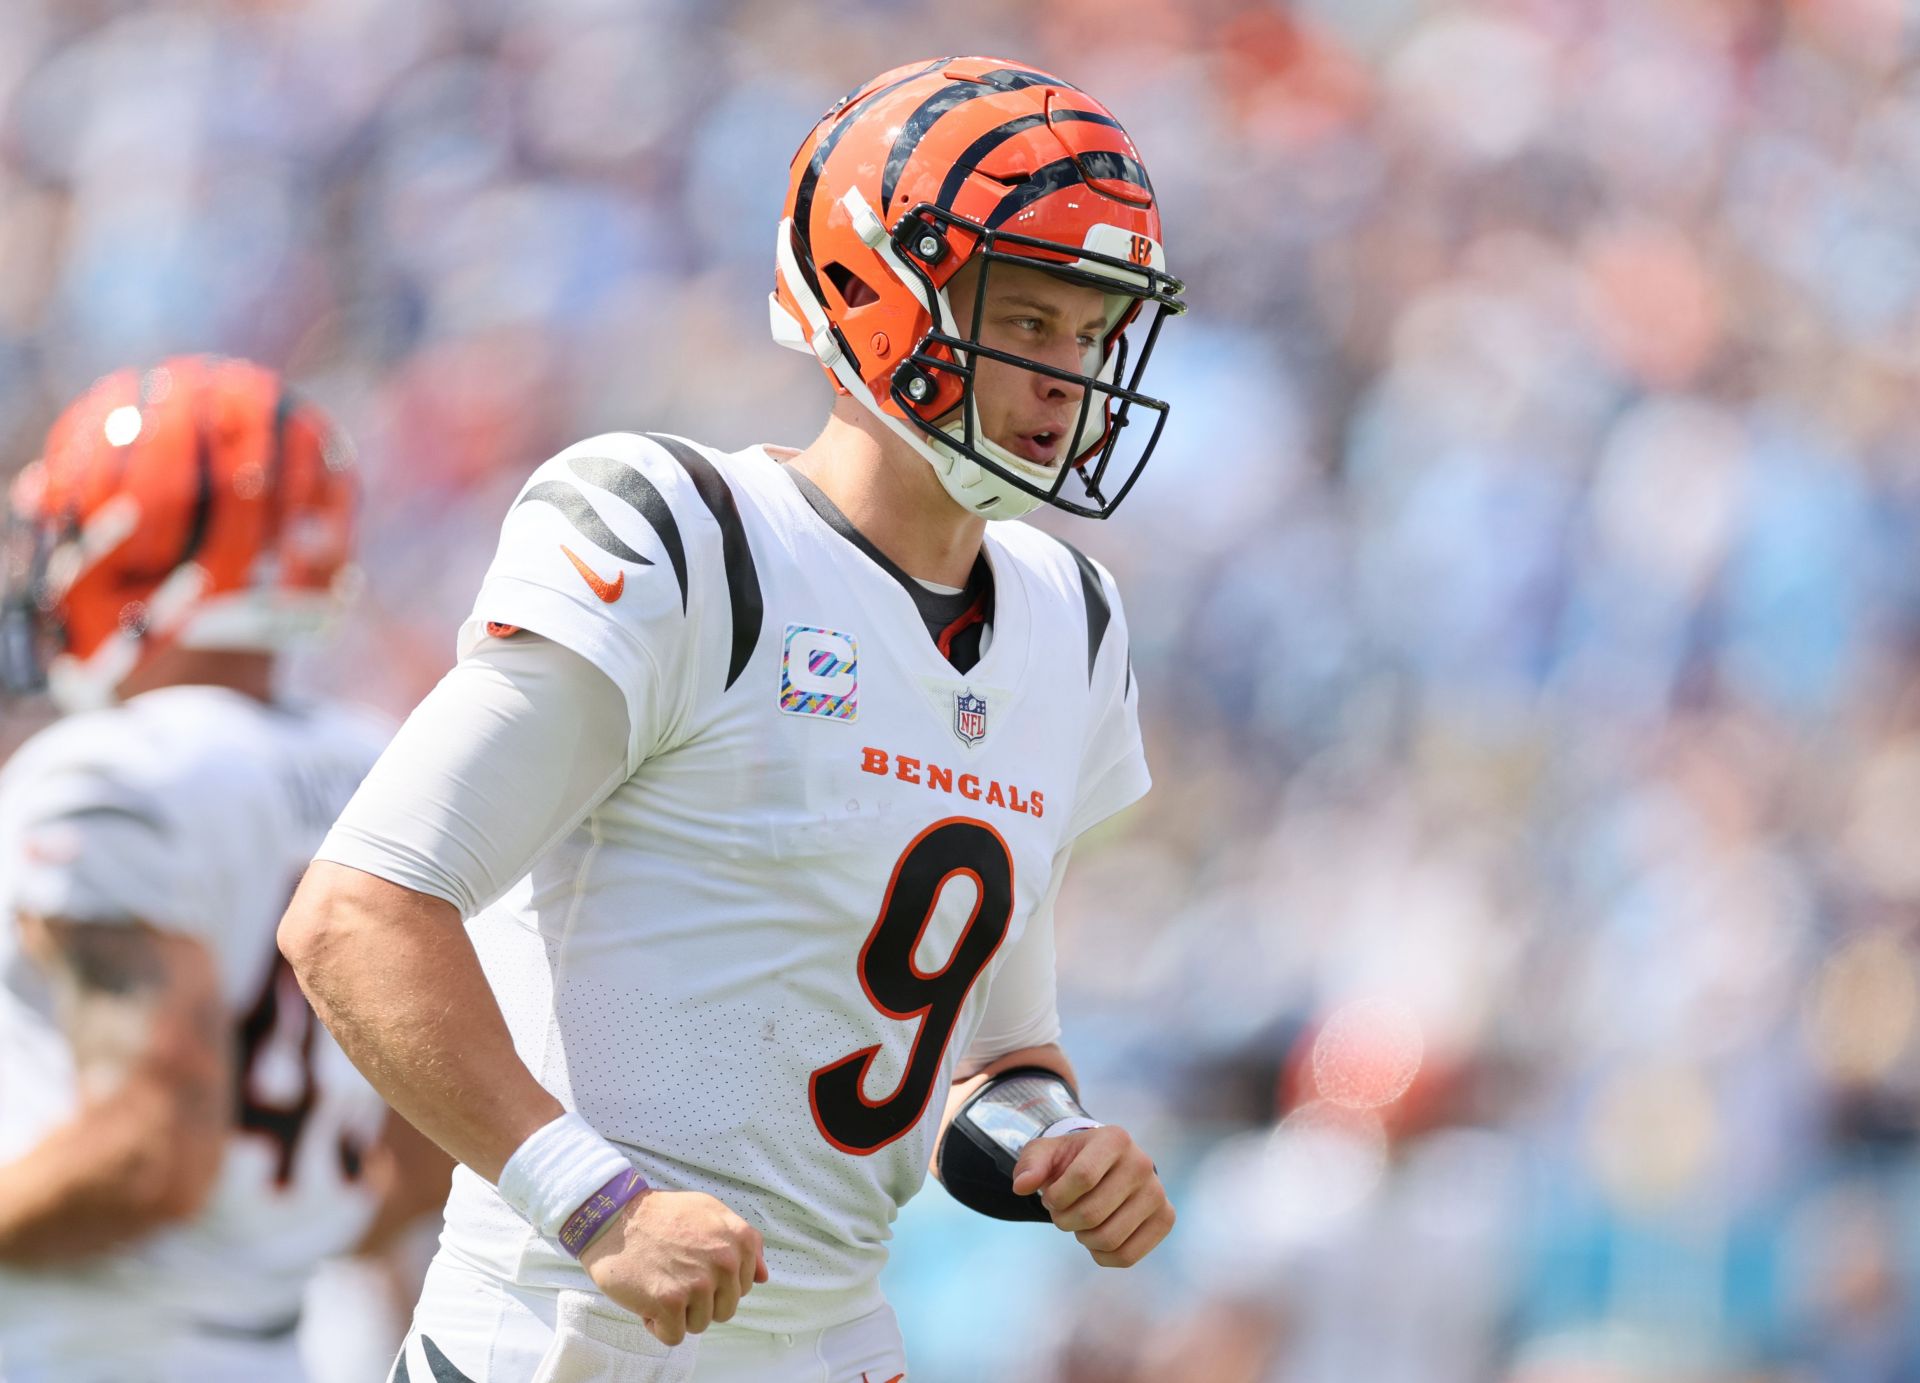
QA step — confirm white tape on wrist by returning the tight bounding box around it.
[496,1112,635,1242]
[1039,1116,1105,1141]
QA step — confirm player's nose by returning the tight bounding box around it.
[1032,344,1087,404]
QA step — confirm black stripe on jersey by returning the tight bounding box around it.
[388,1351,408,1383]
[879,68,1086,211]
[1125,649,1133,699]
[646,434,764,691]
[1059,540,1111,681]
[514,481,654,567]
[58,801,170,835]
[933,109,1123,211]
[568,454,688,612]
[983,151,1153,230]
[420,1335,477,1383]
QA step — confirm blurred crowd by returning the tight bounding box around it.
[6,0,1920,1379]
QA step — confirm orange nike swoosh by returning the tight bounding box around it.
[859,1374,905,1383]
[561,545,624,602]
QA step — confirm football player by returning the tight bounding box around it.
[0,356,448,1383]
[282,56,1185,1382]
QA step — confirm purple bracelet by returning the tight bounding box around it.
[556,1167,649,1258]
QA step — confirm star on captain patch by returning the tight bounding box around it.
[952,689,988,748]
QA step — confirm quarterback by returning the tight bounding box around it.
[283,56,1186,1382]
[0,357,443,1383]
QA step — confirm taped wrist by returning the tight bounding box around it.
[938,1067,1102,1222]
[496,1112,644,1255]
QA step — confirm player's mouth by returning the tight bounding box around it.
[1011,430,1063,467]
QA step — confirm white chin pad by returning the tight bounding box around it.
[932,405,1054,519]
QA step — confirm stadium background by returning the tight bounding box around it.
[5,0,1920,1379]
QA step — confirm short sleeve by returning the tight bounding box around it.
[962,844,1072,1066]
[454,434,720,773]
[315,634,631,918]
[5,761,202,936]
[1067,562,1150,841]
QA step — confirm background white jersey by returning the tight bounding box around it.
[342,434,1148,1334]
[0,687,391,1382]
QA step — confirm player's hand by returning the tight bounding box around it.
[1011,1125,1174,1268]
[577,1189,768,1346]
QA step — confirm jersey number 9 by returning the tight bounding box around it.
[809,817,1014,1155]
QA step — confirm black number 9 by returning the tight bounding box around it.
[810,817,1014,1155]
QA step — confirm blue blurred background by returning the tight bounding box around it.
[8,1,1920,1380]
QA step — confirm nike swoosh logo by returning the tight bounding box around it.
[561,544,624,602]
[860,1374,906,1383]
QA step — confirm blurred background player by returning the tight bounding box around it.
[0,355,449,1383]
[281,55,1182,1382]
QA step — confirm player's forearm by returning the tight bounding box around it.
[279,861,563,1182]
[0,1072,222,1263]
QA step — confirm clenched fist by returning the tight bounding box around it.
[1012,1125,1174,1268]
[579,1189,768,1345]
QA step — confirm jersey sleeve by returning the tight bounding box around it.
[454,433,723,772]
[961,845,1071,1065]
[315,633,631,918]
[3,746,205,938]
[1067,560,1151,841]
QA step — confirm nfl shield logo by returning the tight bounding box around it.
[953,690,988,747]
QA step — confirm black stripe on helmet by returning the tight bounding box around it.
[568,453,687,612]
[645,434,764,692]
[933,110,1123,211]
[514,481,654,567]
[265,386,296,538]
[177,402,216,568]
[983,151,1153,231]
[878,68,1086,211]
[791,57,950,282]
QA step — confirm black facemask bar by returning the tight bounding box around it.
[0,511,58,699]
[883,204,1187,520]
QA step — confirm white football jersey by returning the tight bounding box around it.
[415,434,1148,1333]
[0,687,391,1381]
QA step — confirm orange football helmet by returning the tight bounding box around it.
[1,355,358,709]
[771,56,1186,520]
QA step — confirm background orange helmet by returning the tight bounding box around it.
[1,355,358,709]
[771,56,1186,520]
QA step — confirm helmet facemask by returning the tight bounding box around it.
[886,206,1183,519]
[0,505,58,699]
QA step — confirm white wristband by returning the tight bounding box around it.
[1039,1116,1104,1141]
[496,1112,634,1241]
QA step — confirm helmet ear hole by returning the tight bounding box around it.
[822,261,881,310]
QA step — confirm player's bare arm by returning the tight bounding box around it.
[940,1042,1175,1269]
[0,915,228,1263]
[284,840,764,1342]
[280,862,563,1180]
